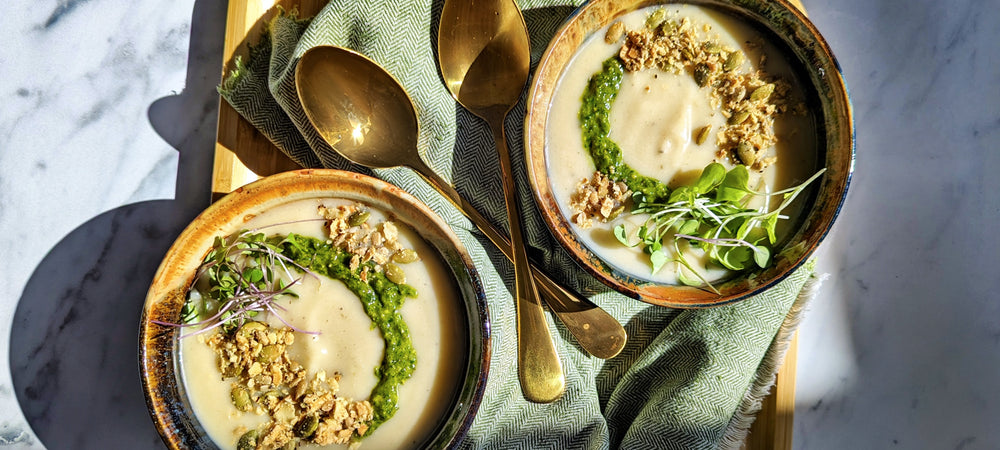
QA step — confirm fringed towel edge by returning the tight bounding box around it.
[719,269,829,450]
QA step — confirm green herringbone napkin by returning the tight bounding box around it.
[219,2,822,448]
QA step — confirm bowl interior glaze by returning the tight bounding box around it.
[524,0,853,308]
[139,169,490,448]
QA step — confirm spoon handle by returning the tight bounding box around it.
[533,269,626,359]
[410,157,626,360]
[489,119,565,403]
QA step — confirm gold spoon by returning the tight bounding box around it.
[436,0,563,403]
[293,46,624,361]
[295,46,624,401]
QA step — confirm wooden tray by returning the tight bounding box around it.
[212,1,803,448]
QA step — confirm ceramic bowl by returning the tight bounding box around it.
[524,0,853,308]
[139,169,490,448]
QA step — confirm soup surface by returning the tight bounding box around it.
[546,4,818,284]
[179,198,465,449]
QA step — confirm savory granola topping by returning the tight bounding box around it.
[318,203,419,284]
[206,321,374,449]
[570,171,632,229]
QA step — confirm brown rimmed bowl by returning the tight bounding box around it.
[524,0,853,308]
[139,169,490,448]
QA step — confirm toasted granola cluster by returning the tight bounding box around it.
[318,203,418,284]
[205,321,374,449]
[569,171,632,229]
[612,11,802,170]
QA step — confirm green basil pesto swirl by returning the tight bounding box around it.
[579,57,671,202]
[279,233,417,436]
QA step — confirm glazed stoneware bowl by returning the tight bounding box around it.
[139,169,490,448]
[524,0,853,308]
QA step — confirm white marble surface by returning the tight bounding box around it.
[0,0,997,448]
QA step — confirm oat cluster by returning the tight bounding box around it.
[570,171,632,229]
[610,11,800,170]
[319,203,418,284]
[205,321,373,449]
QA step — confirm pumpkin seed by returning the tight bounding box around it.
[221,363,241,378]
[607,206,625,221]
[384,263,406,284]
[695,125,712,145]
[392,248,419,264]
[280,441,299,450]
[258,345,281,363]
[645,8,668,29]
[237,321,267,339]
[295,413,319,439]
[658,19,679,35]
[347,210,370,227]
[604,21,624,44]
[231,385,253,412]
[237,430,258,450]
[267,386,290,398]
[724,51,744,72]
[737,142,757,166]
[750,83,775,102]
[693,63,712,87]
[728,110,750,125]
[702,41,723,54]
[680,48,695,61]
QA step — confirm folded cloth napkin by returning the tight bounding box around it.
[219,2,823,448]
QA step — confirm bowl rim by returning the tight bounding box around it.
[138,169,491,448]
[524,0,855,308]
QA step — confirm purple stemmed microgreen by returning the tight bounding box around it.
[614,162,825,289]
[152,227,326,338]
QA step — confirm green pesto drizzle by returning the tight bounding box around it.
[579,57,671,202]
[279,233,417,436]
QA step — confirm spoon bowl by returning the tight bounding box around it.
[438,0,531,120]
[296,47,421,170]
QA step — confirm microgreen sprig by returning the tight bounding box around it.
[614,162,825,291]
[153,227,323,338]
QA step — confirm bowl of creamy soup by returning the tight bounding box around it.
[525,0,853,307]
[140,169,490,449]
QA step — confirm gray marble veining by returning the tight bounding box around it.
[1,0,223,448]
[796,0,1000,447]
[1,0,997,448]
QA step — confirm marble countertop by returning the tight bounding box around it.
[1,0,997,448]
